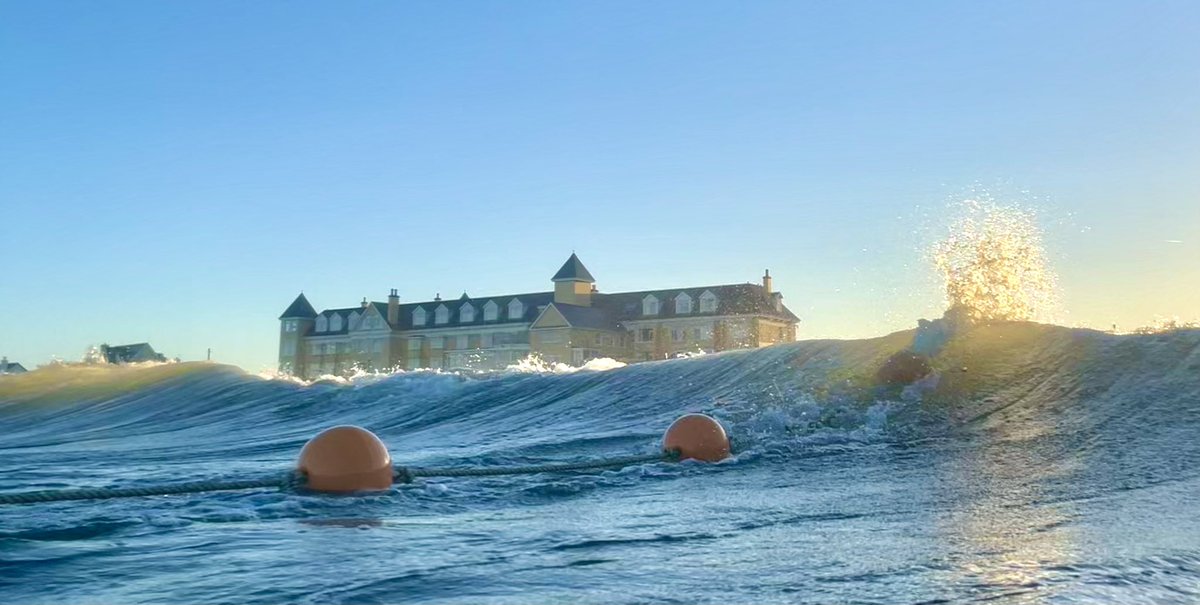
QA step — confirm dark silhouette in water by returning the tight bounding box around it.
[876,350,933,386]
[876,305,973,386]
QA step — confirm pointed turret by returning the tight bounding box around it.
[552,253,595,306]
[279,293,318,319]
[279,293,317,376]
[552,253,595,283]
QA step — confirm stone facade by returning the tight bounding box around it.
[279,254,799,378]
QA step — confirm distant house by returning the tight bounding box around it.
[0,357,27,374]
[100,343,167,364]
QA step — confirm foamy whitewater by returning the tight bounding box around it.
[2,324,1200,604]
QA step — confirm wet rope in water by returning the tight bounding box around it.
[398,450,679,482]
[0,451,679,505]
[0,474,303,505]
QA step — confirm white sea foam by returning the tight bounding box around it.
[931,198,1060,323]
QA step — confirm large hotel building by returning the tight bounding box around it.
[278,254,798,377]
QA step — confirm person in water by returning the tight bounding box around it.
[876,305,972,386]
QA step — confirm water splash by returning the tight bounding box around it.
[931,199,1059,322]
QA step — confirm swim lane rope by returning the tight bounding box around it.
[0,450,679,505]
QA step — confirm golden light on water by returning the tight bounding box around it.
[932,200,1059,322]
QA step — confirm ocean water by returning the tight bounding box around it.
[2,322,1199,604]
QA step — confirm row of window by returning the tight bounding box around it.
[407,331,529,350]
[310,340,386,356]
[643,291,718,316]
[413,299,524,327]
[635,326,715,342]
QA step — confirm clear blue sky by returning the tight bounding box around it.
[1,1,1197,371]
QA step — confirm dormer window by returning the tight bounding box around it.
[643,295,659,316]
[675,292,693,314]
[484,300,498,321]
[508,299,523,320]
[330,314,343,331]
[413,307,426,326]
[460,303,475,323]
[316,315,328,332]
[435,304,449,325]
[349,312,361,331]
[699,290,718,313]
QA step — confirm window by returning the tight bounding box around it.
[480,333,493,348]
[283,341,295,355]
[638,328,654,342]
[429,337,443,348]
[284,320,297,332]
[316,316,328,332]
[435,305,449,325]
[643,295,659,316]
[484,301,498,321]
[672,328,685,342]
[457,335,468,349]
[699,291,718,313]
[408,338,422,352]
[349,312,360,330]
[372,340,384,353]
[460,304,475,323]
[508,299,523,320]
[413,307,426,326]
[675,293,693,314]
[493,331,526,346]
[693,327,703,341]
[330,314,343,331]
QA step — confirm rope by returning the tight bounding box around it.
[401,450,679,482]
[0,451,679,504]
[0,473,302,505]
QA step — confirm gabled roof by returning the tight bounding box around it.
[310,305,376,336]
[552,253,595,282]
[299,280,798,336]
[594,283,800,323]
[545,303,621,331]
[313,292,556,333]
[279,293,318,319]
[0,362,26,373]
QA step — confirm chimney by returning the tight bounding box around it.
[762,269,773,294]
[387,289,399,325]
[361,297,369,310]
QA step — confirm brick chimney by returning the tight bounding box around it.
[762,269,773,294]
[387,289,399,325]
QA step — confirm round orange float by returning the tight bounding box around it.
[662,414,731,462]
[296,425,394,493]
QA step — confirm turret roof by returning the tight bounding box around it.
[279,293,318,319]
[552,253,595,282]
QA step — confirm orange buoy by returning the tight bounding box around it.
[296,425,393,493]
[662,414,731,462]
